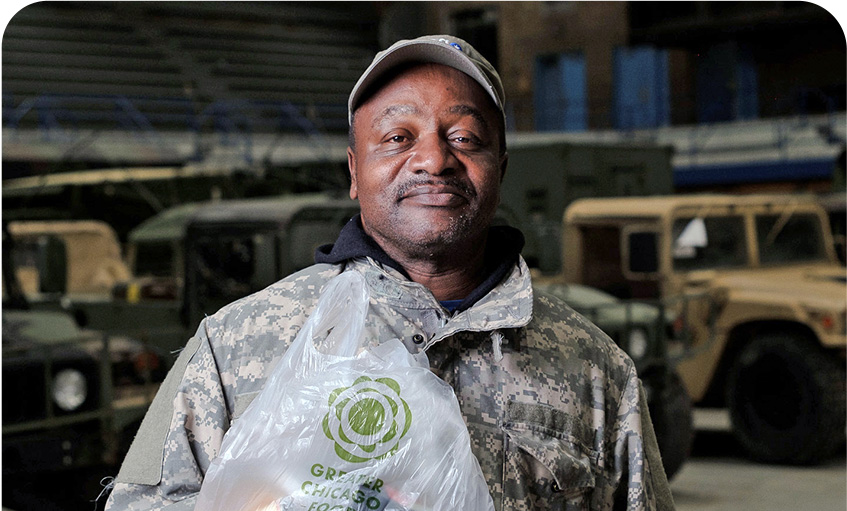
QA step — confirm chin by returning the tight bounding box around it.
[401,220,488,255]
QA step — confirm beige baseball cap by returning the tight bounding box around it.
[348,34,505,125]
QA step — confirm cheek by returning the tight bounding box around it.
[357,158,402,193]
[469,164,503,196]
[353,169,395,211]
[356,171,382,198]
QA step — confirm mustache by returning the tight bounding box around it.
[395,178,476,200]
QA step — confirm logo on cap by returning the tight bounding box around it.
[437,38,463,52]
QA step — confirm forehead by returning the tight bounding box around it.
[353,63,498,129]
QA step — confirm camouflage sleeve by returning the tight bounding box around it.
[105,318,231,510]
[612,367,676,511]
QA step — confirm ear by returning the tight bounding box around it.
[498,152,509,182]
[347,146,359,199]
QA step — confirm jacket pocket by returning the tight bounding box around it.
[502,402,597,511]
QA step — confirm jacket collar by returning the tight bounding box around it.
[315,215,526,314]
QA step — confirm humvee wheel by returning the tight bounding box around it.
[645,369,693,480]
[726,333,846,464]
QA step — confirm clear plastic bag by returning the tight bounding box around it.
[195,271,495,511]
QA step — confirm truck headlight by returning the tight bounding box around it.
[627,328,649,360]
[53,369,88,411]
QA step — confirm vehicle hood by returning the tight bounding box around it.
[583,301,663,327]
[2,310,94,349]
[710,264,846,309]
[535,282,665,327]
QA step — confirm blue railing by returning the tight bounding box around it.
[2,92,347,165]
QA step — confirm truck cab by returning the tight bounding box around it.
[74,193,360,353]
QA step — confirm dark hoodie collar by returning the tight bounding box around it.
[315,215,525,313]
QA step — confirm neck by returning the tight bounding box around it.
[403,253,487,302]
[380,238,488,302]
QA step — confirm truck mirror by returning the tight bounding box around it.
[36,235,67,295]
[627,231,659,274]
[673,217,708,258]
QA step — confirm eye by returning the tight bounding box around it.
[450,133,482,147]
[381,132,413,147]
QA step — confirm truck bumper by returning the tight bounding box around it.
[2,422,105,473]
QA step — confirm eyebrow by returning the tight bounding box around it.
[371,104,419,129]
[448,104,490,129]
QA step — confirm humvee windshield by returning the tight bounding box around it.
[755,213,827,264]
[672,215,747,271]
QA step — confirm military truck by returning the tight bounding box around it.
[2,224,165,478]
[561,193,846,464]
[67,193,360,353]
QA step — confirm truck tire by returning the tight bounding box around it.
[726,333,846,464]
[645,369,694,480]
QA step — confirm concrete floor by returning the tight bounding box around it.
[671,410,847,511]
[672,455,846,511]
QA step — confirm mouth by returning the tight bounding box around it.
[400,183,470,207]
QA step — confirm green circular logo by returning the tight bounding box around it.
[322,376,412,463]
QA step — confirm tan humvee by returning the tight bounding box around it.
[8,220,131,296]
[561,193,846,464]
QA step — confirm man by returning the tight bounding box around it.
[105,35,675,511]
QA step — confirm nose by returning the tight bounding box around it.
[409,134,459,176]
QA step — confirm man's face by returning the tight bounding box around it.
[348,63,507,261]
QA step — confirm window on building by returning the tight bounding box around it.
[450,8,499,71]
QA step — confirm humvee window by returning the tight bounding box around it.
[672,216,746,271]
[134,242,175,277]
[756,213,827,264]
[195,236,257,303]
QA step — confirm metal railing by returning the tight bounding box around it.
[3,92,344,166]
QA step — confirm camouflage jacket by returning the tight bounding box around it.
[105,257,674,511]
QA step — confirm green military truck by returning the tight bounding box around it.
[561,193,846,464]
[66,193,360,353]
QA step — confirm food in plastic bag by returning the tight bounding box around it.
[195,271,495,511]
